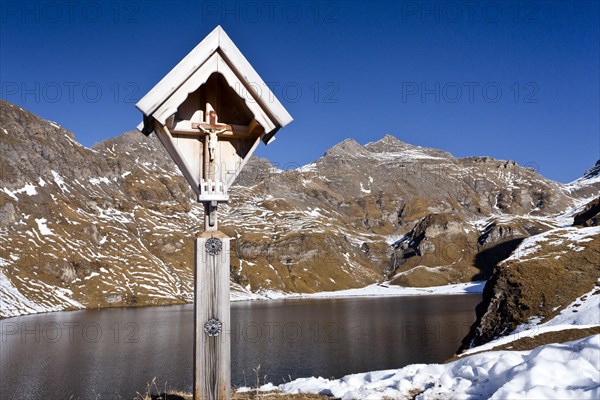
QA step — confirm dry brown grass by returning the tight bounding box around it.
[131,378,330,400]
[134,391,328,400]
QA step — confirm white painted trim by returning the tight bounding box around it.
[217,27,292,128]
[136,26,292,133]
[152,53,276,133]
[136,27,219,116]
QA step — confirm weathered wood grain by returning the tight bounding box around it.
[195,232,231,400]
[154,121,201,196]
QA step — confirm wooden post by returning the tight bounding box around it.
[135,27,292,400]
[194,231,231,400]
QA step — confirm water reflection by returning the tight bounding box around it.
[1,294,479,399]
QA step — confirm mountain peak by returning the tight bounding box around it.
[582,160,600,180]
[323,138,365,157]
[364,134,413,152]
[379,134,403,143]
[364,134,454,159]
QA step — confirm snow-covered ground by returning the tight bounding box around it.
[539,286,600,327]
[243,334,599,399]
[305,281,485,298]
[502,226,599,263]
[230,280,486,302]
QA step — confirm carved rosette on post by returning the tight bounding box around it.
[204,318,223,337]
[135,26,292,400]
[205,237,222,255]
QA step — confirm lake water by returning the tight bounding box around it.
[1,294,480,399]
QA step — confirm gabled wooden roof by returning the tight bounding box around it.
[136,26,292,139]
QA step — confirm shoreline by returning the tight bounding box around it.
[234,280,486,302]
[1,280,486,320]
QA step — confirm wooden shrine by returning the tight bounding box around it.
[135,26,292,399]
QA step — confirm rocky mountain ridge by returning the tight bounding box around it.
[461,203,600,352]
[1,100,598,317]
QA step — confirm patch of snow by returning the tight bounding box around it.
[297,162,316,173]
[307,281,485,299]
[250,334,600,400]
[0,269,46,317]
[390,265,449,281]
[565,173,600,191]
[6,183,38,197]
[51,170,70,192]
[359,182,371,194]
[89,177,111,185]
[364,148,446,162]
[386,234,408,246]
[38,177,46,187]
[2,187,18,201]
[21,184,37,196]
[512,316,543,335]
[84,272,100,280]
[462,324,598,356]
[505,226,599,263]
[541,286,600,327]
[34,218,54,236]
[256,290,288,300]
[306,208,323,218]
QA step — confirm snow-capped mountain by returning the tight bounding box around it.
[564,159,600,198]
[1,100,598,317]
[582,160,600,180]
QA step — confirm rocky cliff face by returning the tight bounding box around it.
[1,100,598,317]
[461,198,600,350]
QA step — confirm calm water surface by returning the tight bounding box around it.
[1,295,480,399]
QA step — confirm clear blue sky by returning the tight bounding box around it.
[1,0,598,182]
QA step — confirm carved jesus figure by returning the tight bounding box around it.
[207,130,218,162]
[195,108,229,163]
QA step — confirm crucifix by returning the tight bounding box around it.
[195,107,230,161]
[135,26,292,400]
[192,104,235,231]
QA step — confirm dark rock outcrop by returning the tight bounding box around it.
[573,197,600,227]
